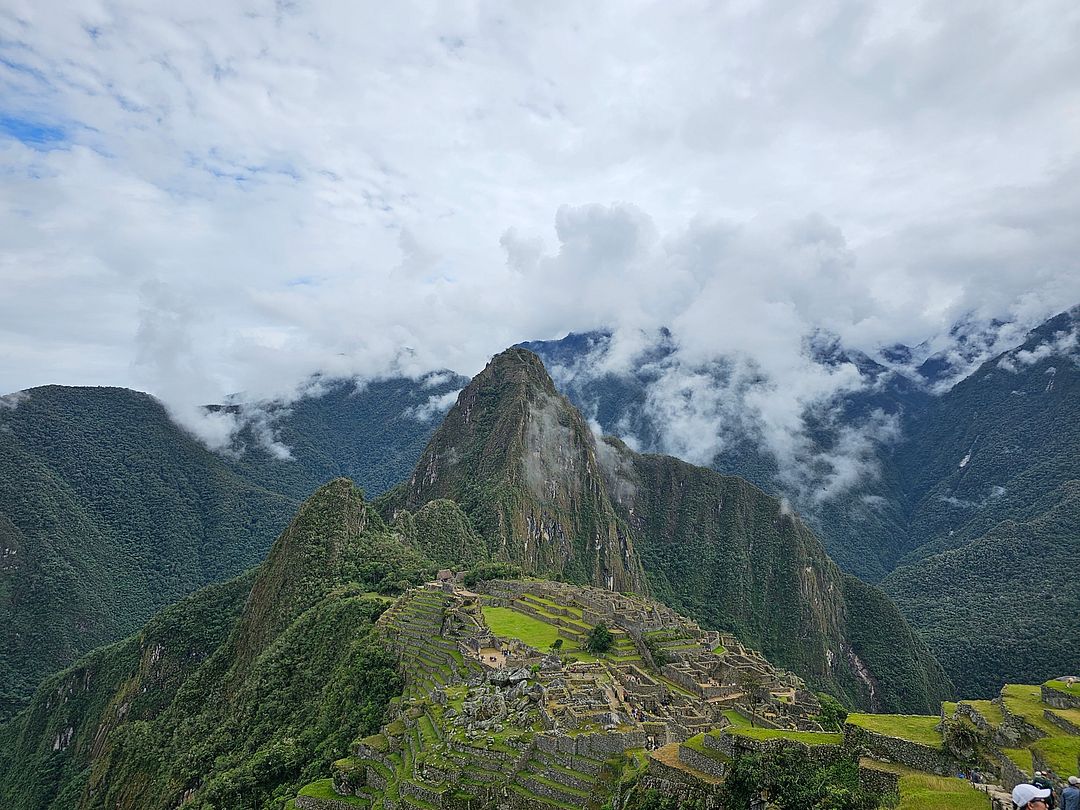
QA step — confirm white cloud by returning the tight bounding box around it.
[407,389,461,422]
[997,329,1079,373]
[0,0,1078,479]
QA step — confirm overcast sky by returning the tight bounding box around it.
[2,1,1079,458]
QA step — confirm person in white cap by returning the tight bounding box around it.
[1061,776,1079,810]
[1013,782,1052,809]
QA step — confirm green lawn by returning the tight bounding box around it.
[1002,747,1032,771]
[846,713,943,747]
[723,709,752,727]
[711,644,726,655]
[481,606,599,660]
[1032,735,1080,776]
[898,773,988,810]
[482,606,564,648]
[722,726,842,746]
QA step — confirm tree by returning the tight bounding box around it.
[815,692,848,732]
[549,638,564,653]
[585,623,614,654]
[736,669,768,727]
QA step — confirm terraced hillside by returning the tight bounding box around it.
[288,579,832,809]
[288,578,1080,810]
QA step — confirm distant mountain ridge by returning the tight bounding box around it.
[0,373,462,721]
[521,305,1080,694]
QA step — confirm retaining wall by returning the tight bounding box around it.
[843,724,956,776]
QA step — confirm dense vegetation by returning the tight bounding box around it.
[525,307,1080,696]
[0,480,427,809]
[600,439,951,713]
[0,386,299,721]
[0,373,461,721]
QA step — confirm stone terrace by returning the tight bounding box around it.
[291,579,829,809]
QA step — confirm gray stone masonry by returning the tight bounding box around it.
[704,730,844,767]
[678,745,728,779]
[857,763,900,798]
[843,724,957,776]
[1042,683,1080,710]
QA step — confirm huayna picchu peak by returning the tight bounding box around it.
[380,347,648,595]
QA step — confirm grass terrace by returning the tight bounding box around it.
[521,591,585,618]
[1046,679,1080,698]
[298,778,370,805]
[1002,747,1032,771]
[846,713,943,747]
[962,699,1003,727]
[723,709,752,727]
[722,726,843,746]
[481,605,596,661]
[862,759,988,810]
[1001,684,1062,736]
[1032,735,1080,776]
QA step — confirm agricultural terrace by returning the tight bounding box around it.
[862,760,989,810]
[846,713,943,747]
[480,605,596,661]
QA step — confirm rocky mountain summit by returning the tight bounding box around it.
[381,347,950,713]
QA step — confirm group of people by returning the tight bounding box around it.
[1012,772,1080,810]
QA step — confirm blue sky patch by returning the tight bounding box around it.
[0,113,66,149]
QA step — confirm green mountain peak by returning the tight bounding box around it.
[384,347,648,593]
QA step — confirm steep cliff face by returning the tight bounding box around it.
[596,437,952,713]
[383,348,647,593]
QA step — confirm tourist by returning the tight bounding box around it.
[1034,772,1058,809]
[1062,776,1079,810]
[1013,783,1052,809]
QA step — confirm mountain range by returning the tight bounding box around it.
[0,341,947,806]
[522,306,1080,695]
[0,306,1076,727]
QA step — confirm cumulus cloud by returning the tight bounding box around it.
[0,0,1079,487]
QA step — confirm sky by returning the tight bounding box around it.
[2,1,1080,478]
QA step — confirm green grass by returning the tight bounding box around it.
[482,606,565,649]
[1046,679,1080,697]
[682,734,729,761]
[298,778,370,804]
[722,727,843,746]
[962,700,1003,727]
[723,709,752,727]
[1048,705,1080,729]
[846,713,942,747]
[897,773,988,810]
[863,760,988,810]
[1001,684,1061,736]
[711,644,726,655]
[521,592,584,618]
[1002,747,1032,771]
[1032,735,1080,776]
[480,606,596,661]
